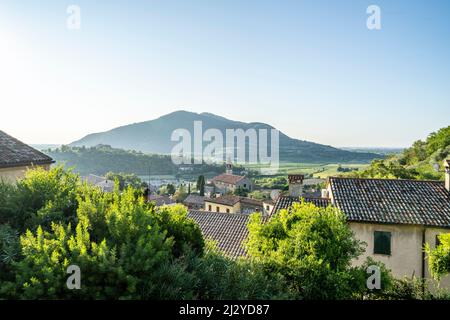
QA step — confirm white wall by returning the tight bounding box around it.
[0,164,51,184]
[350,222,450,290]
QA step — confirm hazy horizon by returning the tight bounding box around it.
[1,1,449,147]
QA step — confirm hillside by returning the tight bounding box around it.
[46,145,223,177]
[350,126,450,180]
[70,111,382,163]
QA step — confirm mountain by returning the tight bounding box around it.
[70,110,382,163]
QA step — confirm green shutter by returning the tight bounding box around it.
[374,231,391,255]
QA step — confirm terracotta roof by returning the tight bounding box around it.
[183,194,205,205]
[188,210,250,258]
[211,173,246,185]
[329,177,450,228]
[271,196,331,214]
[147,194,175,206]
[204,195,241,206]
[0,131,54,168]
[240,197,264,207]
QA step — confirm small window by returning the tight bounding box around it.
[226,208,230,213]
[216,206,220,212]
[374,231,391,255]
[208,205,212,211]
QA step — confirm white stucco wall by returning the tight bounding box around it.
[0,164,51,184]
[350,222,450,290]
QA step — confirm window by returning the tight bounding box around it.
[216,206,220,212]
[374,231,391,255]
[208,205,212,211]
[226,208,230,213]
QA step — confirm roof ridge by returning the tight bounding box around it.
[188,210,250,217]
[0,130,54,168]
[328,176,444,183]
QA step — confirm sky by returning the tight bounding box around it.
[0,0,449,147]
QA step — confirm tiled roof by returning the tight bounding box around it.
[188,210,250,258]
[271,196,331,215]
[147,194,175,206]
[0,131,54,168]
[183,194,205,205]
[329,177,450,228]
[211,173,246,185]
[240,197,264,207]
[204,195,241,206]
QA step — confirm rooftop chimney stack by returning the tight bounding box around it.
[288,174,304,197]
[445,159,450,192]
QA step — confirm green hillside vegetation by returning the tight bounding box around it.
[350,126,450,180]
[46,145,223,177]
[2,167,447,299]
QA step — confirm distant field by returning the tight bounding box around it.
[340,147,404,155]
[246,162,369,178]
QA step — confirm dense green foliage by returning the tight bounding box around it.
[353,126,450,180]
[104,172,146,190]
[426,234,450,280]
[233,186,249,197]
[2,167,447,300]
[46,145,223,177]
[245,201,368,299]
[196,175,205,196]
[0,167,291,299]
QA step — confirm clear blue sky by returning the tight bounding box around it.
[0,0,449,147]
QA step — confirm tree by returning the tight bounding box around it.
[426,234,450,280]
[233,186,248,197]
[105,172,143,190]
[245,201,365,299]
[196,176,205,196]
[0,166,79,233]
[173,184,188,203]
[166,184,176,195]
[1,185,206,299]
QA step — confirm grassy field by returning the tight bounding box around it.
[246,162,369,178]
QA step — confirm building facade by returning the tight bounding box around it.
[0,130,54,183]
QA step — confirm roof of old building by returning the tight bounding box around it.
[211,173,246,185]
[183,194,205,205]
[204,195,241,206]
[0,131,54,169]
[148,194,175,206]
[271,196,331,214]
[187,210,250,258]
[240,197,264,207]
[329,177,450,228]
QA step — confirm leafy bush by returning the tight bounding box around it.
[245,201,366,299]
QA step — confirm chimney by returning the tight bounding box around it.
[445,159,450,192]
[288,174,304,197]
[226,162,233,175]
